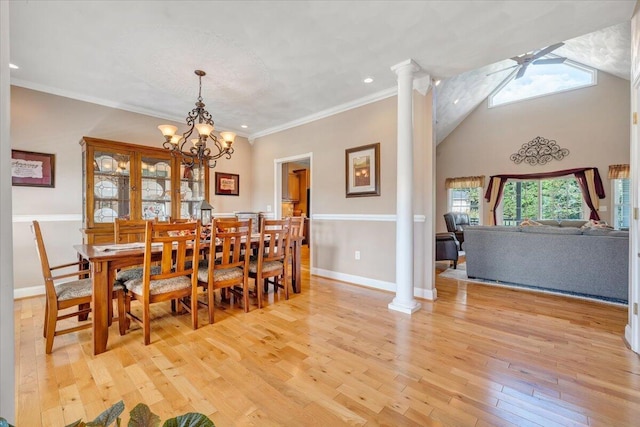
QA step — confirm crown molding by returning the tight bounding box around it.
[249,86,398,142]
[10,79,250,138]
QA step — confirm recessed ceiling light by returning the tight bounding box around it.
[241,125,248,129]
[9,63,19,69]
[453,99,459,104]
[363,77,374,84]
[434,79,441,86]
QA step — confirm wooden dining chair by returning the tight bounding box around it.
[113,219,161,296]
[122,220,201,345]
[249,218,291,308]
[32,220,125,354]
[197,218,252,323]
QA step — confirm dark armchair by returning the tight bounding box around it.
[444,212,471,250]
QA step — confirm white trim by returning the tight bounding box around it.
[312,268,435,300]
[10,79,250,138]
[250,87,397,141]
[313,268,396,292]
[312,213,426,222]
[12,213,82,223]
[14,285,44,300]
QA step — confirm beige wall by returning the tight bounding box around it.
[251,91,435,293]
[11,86,252,290]
[436,71,630,231]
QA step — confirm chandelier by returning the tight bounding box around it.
[158,70,235,169]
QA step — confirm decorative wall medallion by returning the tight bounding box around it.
[510,136,569,165]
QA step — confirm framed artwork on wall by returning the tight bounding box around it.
[11,149,55,188]
[215,172,239,196]
[345,142,380,197]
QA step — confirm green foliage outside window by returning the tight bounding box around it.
[503,179,583,225]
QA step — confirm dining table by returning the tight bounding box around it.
[74,233,303,355]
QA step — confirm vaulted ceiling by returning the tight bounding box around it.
[8,1,635,140]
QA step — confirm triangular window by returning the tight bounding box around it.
[489,57,597,108]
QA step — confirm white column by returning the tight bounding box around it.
[389,59,421,314]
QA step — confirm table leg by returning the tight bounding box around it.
[92,260,109,355]
[293,240,301,293]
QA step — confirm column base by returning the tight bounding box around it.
[388,298,422,314]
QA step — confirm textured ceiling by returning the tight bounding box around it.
[8,1,635,140]
[435,22,632,144]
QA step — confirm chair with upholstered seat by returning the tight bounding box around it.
[122,220,201,345]
[444,212,471,250]
[436,232,460,269]
[197,218,252,323]
[249,218,291,308]
[32,220,125,354]
[113,218,161,293]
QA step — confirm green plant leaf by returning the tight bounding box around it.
[162,413,215,427]
[88,400,125,426]
[0,417,15,427]
[65,420,85,427]
[128,403,160,427]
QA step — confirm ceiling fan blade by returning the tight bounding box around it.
[533,57,566,65]
[515,64,528,79]
[486,64,518,76]
[510,55,527,64]
[532,42,565,59]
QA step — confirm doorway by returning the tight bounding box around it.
[274,153,313,272]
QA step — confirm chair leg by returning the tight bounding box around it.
[242,280,250,313]
[283,273,289,300]
[453,260,458,269]
[78,303,90,321]
[45,306,57,354]
[43,300,49,338]
[191,290,198,330]
[208,285,215,324]
[256,277,263,309]
[118,290,128,336]
[143,300,151,345]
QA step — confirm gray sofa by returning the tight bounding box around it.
[463,223,629,303]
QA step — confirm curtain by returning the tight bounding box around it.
[608,164,630,179]
[445,176,485,189]
[487,176,506,225]
[484,167,605,224]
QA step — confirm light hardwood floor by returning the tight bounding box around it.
[14,250,640,426]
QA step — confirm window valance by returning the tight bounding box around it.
[484,167,605,225]
[608,164,629,179]
[445,176,485,189]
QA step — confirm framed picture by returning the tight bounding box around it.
[215,172,239,196]
[345,143,380,197]
[11,149,55,188]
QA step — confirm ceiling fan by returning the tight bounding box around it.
[487,42,567,79]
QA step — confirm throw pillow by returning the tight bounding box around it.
[580,219,614,230]
[520,218,543,227]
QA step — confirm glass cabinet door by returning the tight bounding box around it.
[141,155,172,221]
[179,162,205,219]
[93,151,131,223]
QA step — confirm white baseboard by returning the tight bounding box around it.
[311,268,436,300]
[14,285,44,299]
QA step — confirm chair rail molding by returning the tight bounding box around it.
[312,213,426,222]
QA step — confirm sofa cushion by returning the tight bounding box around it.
[536,220,561,226]
[582,227,614,236]
[520,226,583,235]
[471,225,522,232]
[559,220,588,228]
[581,219,614,230]
[520,218,544,226]
[609,230,630,238]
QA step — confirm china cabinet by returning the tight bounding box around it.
[80,137,209,243]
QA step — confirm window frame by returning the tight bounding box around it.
[488,57,598,109]
[611,178,631,230]
[447,186,483,225]
[501,177,587,226]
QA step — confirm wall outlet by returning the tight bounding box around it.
[355,250,360,260]
[266,205,272,212]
